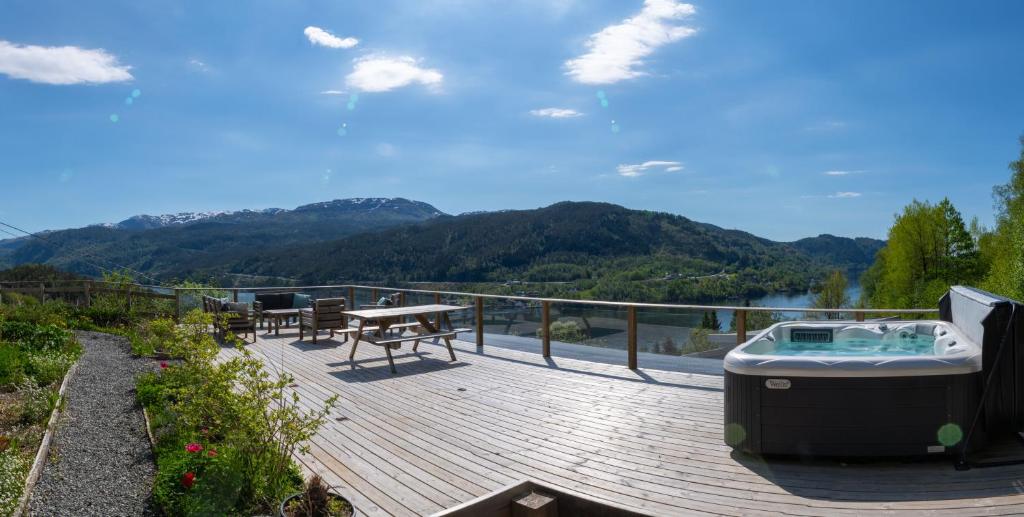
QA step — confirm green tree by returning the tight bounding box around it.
[700,311,722,331]
[814,270,850,319]
[863,198,982,308]
[982,137,1024,301]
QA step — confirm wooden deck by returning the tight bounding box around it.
[222,331,1024,516]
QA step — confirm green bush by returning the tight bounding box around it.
[0,345,26,389]
[0,300,71,328]
[685,328,716,353]
[130,318,178,357]
[140,309,336,515]
[0,322,72,352]
[0,450,28,517]
[24,351,75,387]
[17,380,56,424]
[536,319,585,343]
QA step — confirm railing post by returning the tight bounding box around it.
[627,306,638,370]
[371,288,379,304]
[174,288,182,322]
[542,301,551,357]
[475,296,484,348]
[348,287,356,310]
[855,310,865,322]
[232,288,239,303]
[434,293,442,328]
[39,282,45,302]
[84,281,92,308]
[736,309,747,344]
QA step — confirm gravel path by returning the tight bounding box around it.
[28,331,156,517]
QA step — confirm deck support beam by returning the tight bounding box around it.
[475,296,484,348]
[736,309,746,344]
[542,301,551,358]
[627,306,638,370]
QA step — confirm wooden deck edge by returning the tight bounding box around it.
[12,360,80,517]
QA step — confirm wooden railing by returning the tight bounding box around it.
[1,281,937,370]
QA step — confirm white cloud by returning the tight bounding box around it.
[564,0,697,85]
[829,191,862,198]
[304,26,358,49]
[187,58,210,72]
[616,160,682,177]
[0,40,132,85]
[345,56,443,92]
[320,89,346,95]
[529,108,583,118]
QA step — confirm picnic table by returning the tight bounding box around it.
[342,304,469,373]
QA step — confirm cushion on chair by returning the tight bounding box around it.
[222,302,250,315]
[292,293,311,309]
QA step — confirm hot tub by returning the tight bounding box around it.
[724,320,983,457]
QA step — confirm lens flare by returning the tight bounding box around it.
[937,423,963,447]
[109,114,120,123]
[125,97,134,106]
[337,123,348,136]
[724,423,746,446]
[132,89,142,98]
[610,120,620,133]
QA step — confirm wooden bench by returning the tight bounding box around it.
[334,321,423,341]
[367,328,472,348]
[343,304,470,374]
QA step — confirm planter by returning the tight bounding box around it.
[279,488,356,517]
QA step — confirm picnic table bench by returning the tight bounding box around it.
[342,304,470,373]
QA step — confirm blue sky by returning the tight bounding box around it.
[2,0,1023,241]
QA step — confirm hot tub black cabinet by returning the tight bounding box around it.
[724,371,983,457]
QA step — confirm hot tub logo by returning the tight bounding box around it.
[765,378,791,389]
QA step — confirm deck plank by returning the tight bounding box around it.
[221,331,1024,516]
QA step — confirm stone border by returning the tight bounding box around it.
[12,361,80,517]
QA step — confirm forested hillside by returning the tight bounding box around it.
[0,199,885,303]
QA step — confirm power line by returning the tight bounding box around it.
[0,219,166,285]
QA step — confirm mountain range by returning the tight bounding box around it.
[0,198,883,301]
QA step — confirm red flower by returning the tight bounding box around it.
[207,448,217,458]
[185,443,203,453]
[181,472,195,489]
[159,362,168,369]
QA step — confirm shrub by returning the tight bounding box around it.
[0,300,71,328]
[130,318,178,357]
[17,380,56,425]
[0,450,28,517]
[141,309,336,514]
[685,327,716,353]
[24,351,75,387]
[0,322,72,352]
[537,319,585,343]
[0,345,26,389]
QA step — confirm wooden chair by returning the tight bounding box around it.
[218,301,256,343]
[361,293,410,336]
[298,297,346,343]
